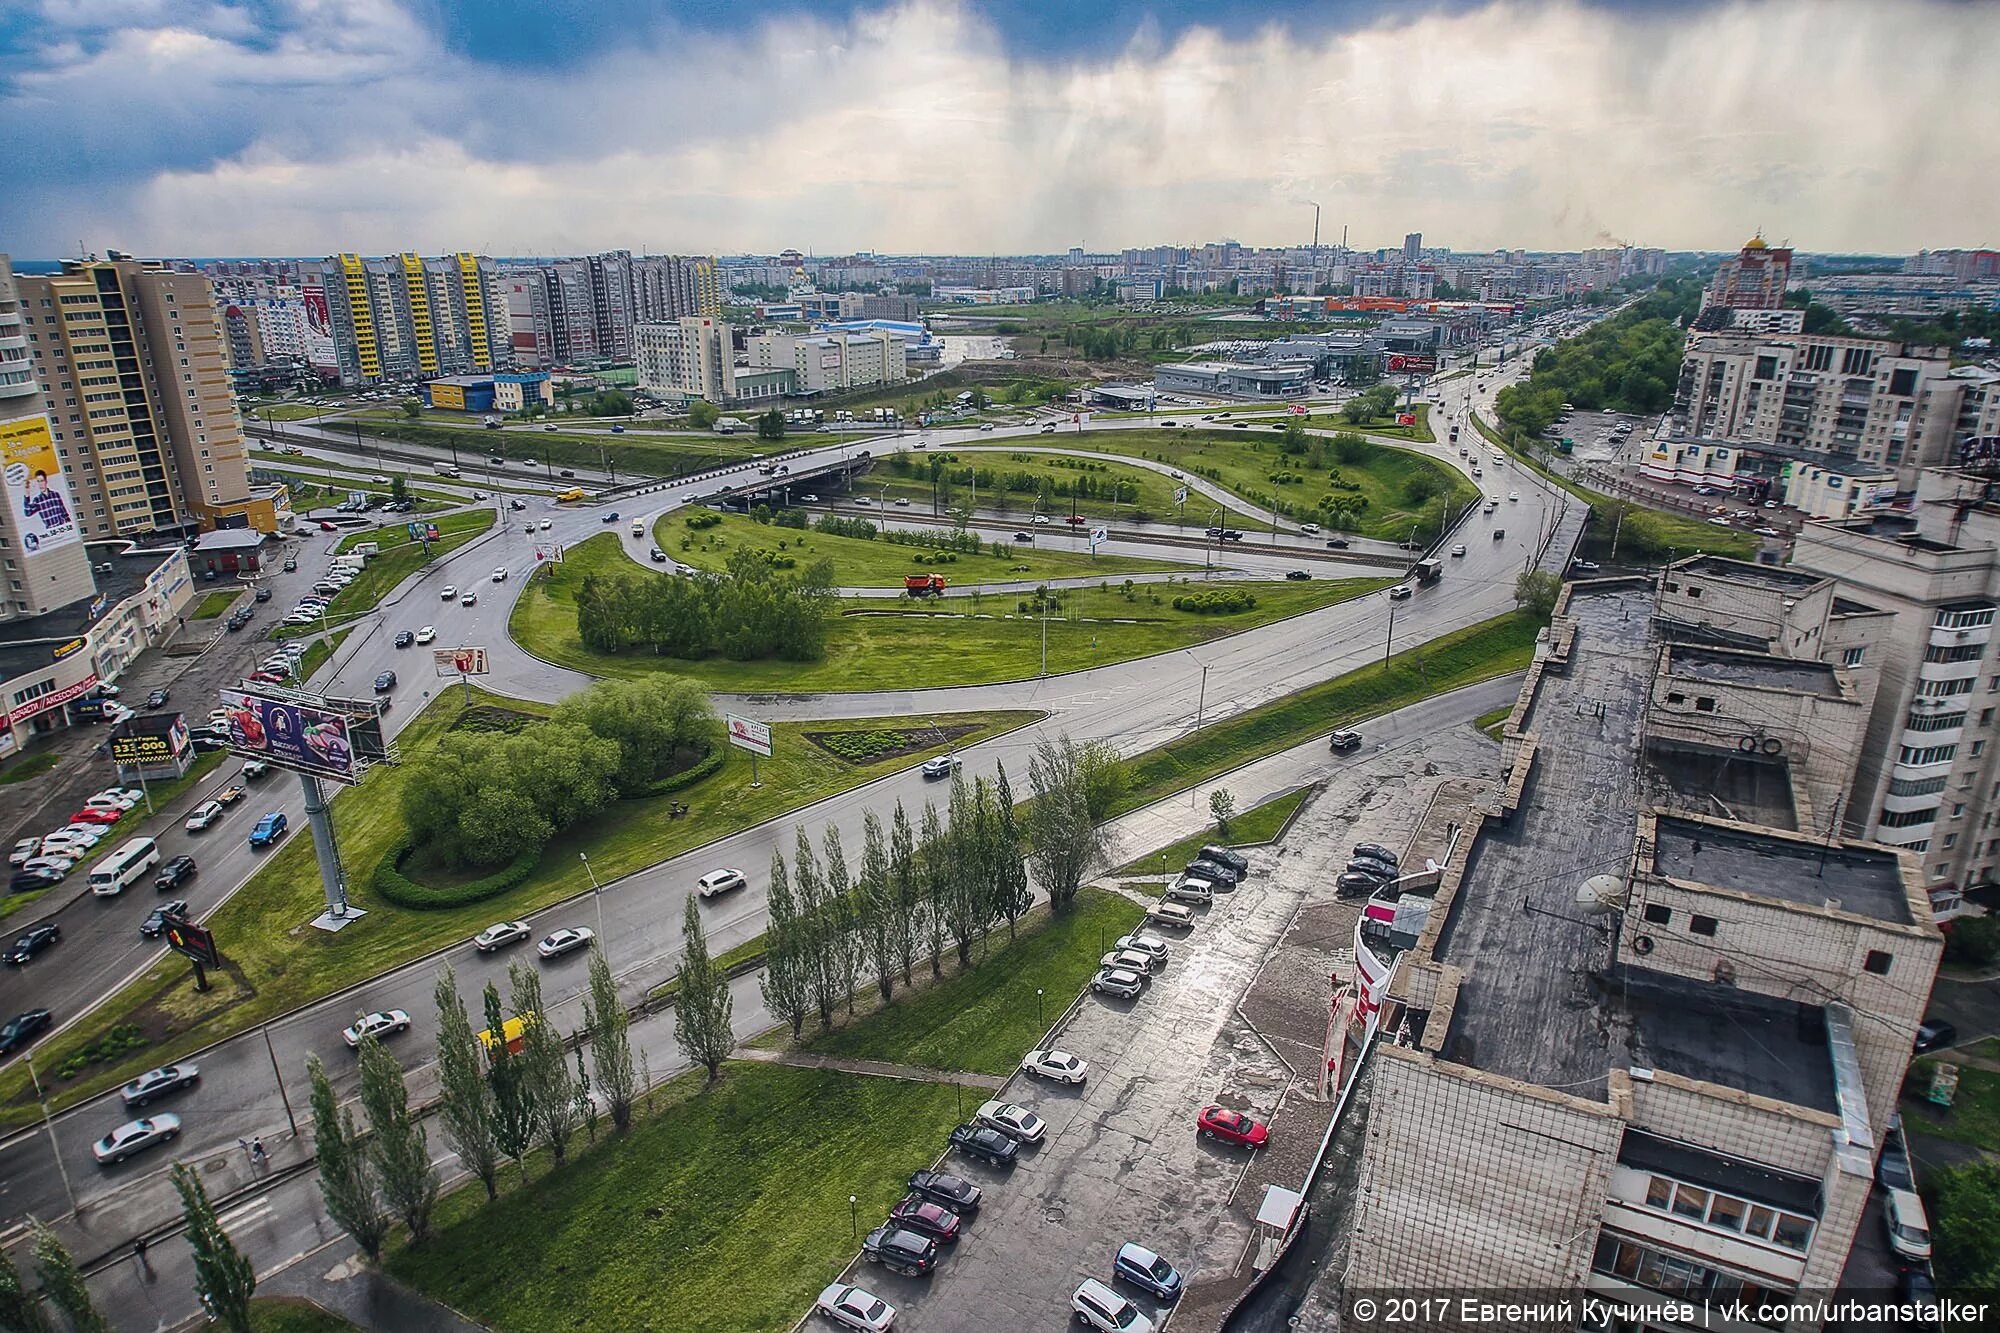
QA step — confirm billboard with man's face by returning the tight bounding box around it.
[217,688,360,784]
[0,415,82,560]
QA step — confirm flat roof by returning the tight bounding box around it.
[1651,816,1911,926]
[1677,556,1825,591]
[192,529,266,551]
[1663,645,1844,698]
[1617,969,1837,1115]
[1645,745,1797,831]
[0,542,171,679]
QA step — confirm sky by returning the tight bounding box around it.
[1,0,1994,260]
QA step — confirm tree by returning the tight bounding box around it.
[939,777,986,967]
[431,969,501,1200]
[29,1222,103,1333]
[888,802,924,985]
[857,811,897,1002]
[1074,739,1126,824]
[673,894,734,1081]
[389,473,408,503]
[1930,1161,2000,1287]
[0,1238,50,1333]
[793,830,837,1028]
[822,825,861,1015]
[759,849,813,1038]
[356,1030,439,1245]
[991,764,1032,939]
[757,408,786,441]
[483,981,536,1176]
[306,1054,390,1260]
[399,397,423,419]
[510,963,581,1166]
[1025,734,1109,912]
[917,801,953,973]
[687,400,720,428]
[583,948,637,1131]
[171,1162,256,1333]
[1209,788,1238,838]
[1514,568,1562,622]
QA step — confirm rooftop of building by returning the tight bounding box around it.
[1673,555,1825,592]
[1650,815,1912,926]
[0,542,172,679]
[428,374,495,387]
[191,529,266,552]
[1831,596,1890,617]
[1661,644,1845,698]
[1643,745,1797,831]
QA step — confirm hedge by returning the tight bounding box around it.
[372,835,541,911]
[633,743,726,798]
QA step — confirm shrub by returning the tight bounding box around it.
[1172,589,1258,614]
[1945,915,2000,967]
[56,1024,148,1080]
[685,511,722,531]
[371,836,541,911]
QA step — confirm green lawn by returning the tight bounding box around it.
[1110,611,1543,816]
[295,627,353,682]
[275,510,495,636]
[1112,787,1310,878]
[355,420,768,480]
[1902,1063,2000,1153]
[1474,704,1512,740]
[187,590,240,619]
[248,1299,364,1333]
[0,688,1039,1129]
[242,402,351,423]
[251,461,462,508]
[661,508,1182,587]
[785,888,1143,1075]
[0,751,59,785]
[1065,428,1472,541]
[869,445,1264,524]
[515,534,1392,692]
[391,1062,966,1333]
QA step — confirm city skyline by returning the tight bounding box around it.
[4,0,1996,259]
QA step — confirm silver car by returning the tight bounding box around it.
[1115,934,1171,966]
[1101,947,1160,976]
[92,1114,181,1164]
[1091,966,1145,1000]
[474,920,531,953]
[120,1063,200,1108]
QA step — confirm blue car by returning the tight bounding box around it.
[1114,1242,1183,1303]
[248,812,288,849]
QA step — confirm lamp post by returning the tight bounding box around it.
[1036,988,1045,1026]
[24,1054,79,1218]
[1384,590,1399,668]
[849,1194,859,1243]
[580,852,604,938]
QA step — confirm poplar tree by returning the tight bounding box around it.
[822,825,861,1016]
[673,894,734,1081]
[484,981,535,1177]
[888,802,923,985]
[510,963,581,1166]
[793,829,837,1028]
[357,1031,438,1244]
[306,1054,388,1260]
[171,1164,256,1332]
[858,811,897,1002]
[759,849,812,1039]
[432,967,501,1200]
[918,802,951,976]
[582,949,636,1131]
[29,1222,103,1333]
[992,762,1033,938]
[0,1239,50,1333]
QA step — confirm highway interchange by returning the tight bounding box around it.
[0,362,1582,1327]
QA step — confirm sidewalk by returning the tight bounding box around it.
[733,1046,1006,1089]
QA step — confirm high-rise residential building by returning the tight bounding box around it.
[498,268,557,368]
[0,255,96,617]
[630,254,721,323]
[588,250,635,362]
[308,252,507,386]
[1701,235,1793,313]
[1402,231,1422,261]
[14,255,259,538]
[747,328,907,396]
[633,317,738,403]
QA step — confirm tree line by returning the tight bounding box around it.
[1494,277,1702,442]
[400,677,718,871]
[575,549,837,662]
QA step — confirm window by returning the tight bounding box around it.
[1690,914,1718,936]
[1842,647,1865,666]
[1977,740,1989,758]
[1670,1184,1709,1220]
[1879,806,1940,829]
[1645,1177,1673,1209]
[1865,950,1892,975]
[1707,1193,1746,1233]
[1666,691,1686,705]
[1694,697,1716,713]
[1642,904,1672,925]
[1944,833,1958,850]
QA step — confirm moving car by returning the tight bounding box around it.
[243,759,270,779]
[1196,1104,1268,1148]
[153,855,198,892]
[342,1009,413,1047]
[416,626,437,644]
[537,926,595,959]
[492,567,509,582]
[1021,1048,1089,1084]
[975,1100,1045,1143]
[92,1114,181,1165]
[888,1196,962,1244]
[1450,543,1466,557]
[185,801,225,832]
[814,1284,896,1332]
[906,1169,982,1215]
[374,670,397,692]
[920,754,962,780]
[440,585,458,600]
[860,1225,937,1277]
[142,899,191,939]
[1329,730,1362,752]
[1324,537,1350,549]
[649,547,668,562]
[474,920,531,953]
[120,1063,200,1109]
[1091,966,1145,999]
[214,785,248,807]
[948,1122,1019,1167]
[144,688,170,709]
[393,630,415,648]
[1012,531,1033,543]
[1285,569,1310,581]
[1114,1242,1184,1303]
[0,1008,53,1056]
[461,592,477,606]
[696,868,746,899]
[249,812,289,848]
[1072,1278,1154,1333]
[1387,584,1413,600]
[4,924,60,966]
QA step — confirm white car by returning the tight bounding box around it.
[1021,1048,1088,1085]
[815,1283,896,1332]
[1073,1278,1153,1333]
[92,1114,181,1165]
[1103,946,1162,975]
[974,1099,1046,1143]
[184,801,226,832]
[101,787,145,806]
[45,826,105,847]
[474,920,531,953]
[537,926,595,959]
[1299,522,1321,534]
[1146,901,1197,929]
[19,856,73,878]
[1031,514,1050,525]
[416,626,437,644]
[439,585,457,600]
[540,519,552,530]
[1450,543,1466,557]
[1114,934,1170,966]
[1508,491,1520,502]
[8,837,40,867]
[342,1009,412,1048]
[1387,584,1414,601]
[696,868,746,899]
[491,567,509,582]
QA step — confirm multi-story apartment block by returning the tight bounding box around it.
[0,255,97,618]
[1344,577,1938,1322]
[498,268,557,369]
[632,254,721,324]
[1701,235,1792,313]
[14,255,262,538]
[309,253,506,386]
[633,317,750,404]
[748,329,906,396]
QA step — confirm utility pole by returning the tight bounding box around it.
[25,1055,79,1217]
[262,1023,299,1137]
[1384,595,1399,667]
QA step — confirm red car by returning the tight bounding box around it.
[247,670,286,684]
[70,807,123,825]
[1065,515,1088,525]
[888,1195,962,1244]
[1197,1105,1268,1148]
[319,520,338,532]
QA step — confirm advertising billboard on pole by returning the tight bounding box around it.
[433,646,489,677]
[724,713,772,757]
[0,415,83,562]
[217,687,361,784]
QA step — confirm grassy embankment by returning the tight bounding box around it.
[273,511,496,637]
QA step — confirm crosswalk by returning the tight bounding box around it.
[215,1193,273,1238]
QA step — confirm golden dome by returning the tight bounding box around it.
[1743,235,1769,251]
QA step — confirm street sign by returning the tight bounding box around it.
[725,712,772,757]
[434,646,489,677]
[1175,487,1189,505]
[1089,527,1108,552]
[163,916,221,968]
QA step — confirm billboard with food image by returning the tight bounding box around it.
[217,687,360,784]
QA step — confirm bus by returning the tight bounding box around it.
[91,836,161,897]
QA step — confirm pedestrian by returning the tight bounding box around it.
[133,1236,148,1268]
[250,1135,266,1163]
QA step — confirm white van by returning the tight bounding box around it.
[91,836,161,897]
[1884,1188,1932,1262]
[351,542,379,558]
[631,521,644,538]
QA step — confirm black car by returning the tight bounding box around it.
[143,688,170,710]
[142,900,191,939]
[1336,872,1385,899]
[1198,845,1250,877]
[1285,569,1311,581]
[154,855,197,892]
[1219,529,1244,542]
[0,1008,53,1057]
[374,670,397,692]
[4,924,60,966]
[393,630,415,648]
[1348,856,1398,882]
[861,1225,937,1277]
[649,547,668,563]
[1186,858,1241,888]
[949,1122,1020,1167]
[907,1169,983,1215]
[1877,1117,1914,1192]
[9,869,62,894]
[1324,537,1350,549]
[254,586,273,602]
[1353,842,1400,868]
[601,511,620,523]
[282,559,298,573]
[1915,1018,1957,1054]
[558,469,575,478]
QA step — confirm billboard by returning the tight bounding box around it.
[301,278,338,372]
[0,415,82,561]
[1386,354,1437,374]
[434,646,489,676]
[725,712,772,757]
[8,672,98,727]
[110,716,189,767]
[216,687,361,784]
[162,916,221,968]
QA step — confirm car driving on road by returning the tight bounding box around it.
[342,1009,412,1047]
[474,921,531,953]
[537,926,594,959]
[92,1114,181,1165]
[696,867,746,898]
[120,1063,200,1108]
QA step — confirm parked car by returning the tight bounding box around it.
[1348,855,1398,881]
[1114,1242,1184,1303]
[342,1009,412,1048]
[888,1196,962,1244]
[1114,934,1170,967]
[1186,857,1240,887]
[141,900,190,938]
[1197,1105,1269,1148]
[1163,874,1213,906]
[0,1008,53,1056]
[905,1169,982,1215]
[1146,901,1197,929]
[4,924,60,966]
[1877,1116,1915,1192]
[1091,966,1145,1000]
[6,837,38,867]
[120,1063,200,1108]
[537,926,595,959]
[1021,1048,1089,1084]
[1329,729,1362,752]
[1884,1188,1933,1263]
[1102,947,1160,976]
[948,1122,1019,1167]
[813,1284,897,1332]
[860,1225,937,1277]
[5,869,59,895]
[474,920,531,953]
[92,1114,181,1165]
[1072,1278,1154,1333]
[69,807,122,826]
[1915,1018,1957,1053]
[1336,872,1387,899]
[1353,842,1399,867]
[153,856,197,892]
[249,812,289,848]
[975,1100,1045,1143]
[1198,845,1248,876]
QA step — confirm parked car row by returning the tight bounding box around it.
[1335,841,1404,899]
[7,786,150,893]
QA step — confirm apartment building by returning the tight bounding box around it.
[631,254,721,324]
[748,328,907,396]
[14,256,260,539]
[633,317,743,404]
[310,253,507,386]
[1701,235,1792,313]
[498,268,556,368]
[0,255,96,618]
[1344,578,1938,1325]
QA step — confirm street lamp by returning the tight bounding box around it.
[848,1194,859,1242]
[579,852,604,938]
[1036,988,1045,1026]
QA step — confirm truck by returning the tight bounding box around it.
[1413,557,1444,586]
[904,573,947,598]
[332,554,367,573]
[436,464,460,478]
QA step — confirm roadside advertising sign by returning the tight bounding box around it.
[163,917,221,968]
[216,687,360,784]
[434,646,489,676]
[724,712,772,758]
